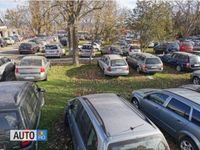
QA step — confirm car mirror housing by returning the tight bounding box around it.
[38,88,46,93]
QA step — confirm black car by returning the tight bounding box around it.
[0,57,15,81]
[0,38,7,47]
[154,42,179,54]
[0,81,45,150]
[59,37,68,46]
[160,52,200,72]
[19,42,40,54]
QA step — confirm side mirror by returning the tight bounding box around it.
[38,88,46,93]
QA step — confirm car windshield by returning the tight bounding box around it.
[108,135,169,150]
[0,111,19,130]
[45,45,58,50]
[20,59,42,66]
[111,59,126,66]
[20,43,32,49]
[146,58,161,64]
[190,56,200,64]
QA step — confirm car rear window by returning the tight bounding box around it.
[146,58,161,64]
[190,56,200,64]
[45,45,58,50]
[0,111,19,130]
[111,59,126,66]
[20,59,42,66]
[108,135,169,150]
[20,43,32,49]
[82,45,92,49]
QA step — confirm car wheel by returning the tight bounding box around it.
[136,67,141,73]
[193,76,200,85]
[179,137,198,150]
[131,98,140,109]
[176,65,182,72]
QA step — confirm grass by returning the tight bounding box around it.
[37,63,190,150]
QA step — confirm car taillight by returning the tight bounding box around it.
[15,67,19,74]
[20,141,31,148]
[40,67,45,73]
[186,63,191,68]
[107,67,111,72]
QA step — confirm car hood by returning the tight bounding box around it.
[193,70,200,75]
[132,88,159,97]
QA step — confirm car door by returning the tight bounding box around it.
[68,100,86,150]
[159,98,191,137]
[98,56,106,70]
[140,92,169,123]
[127,54,136,67]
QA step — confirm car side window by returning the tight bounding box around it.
[148,93,169,105]
[191,109,200,126]
[71,99,82,119]
[76,109,98,149]
[166,98,190,119]
[105,58,109,65]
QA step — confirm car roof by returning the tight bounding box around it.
[136,52,159,58]
[22,55,45,60]
[0,81,31,110]
[82,93,156,137]
[165,88,200,105]
[105,54,123,60]
[173,52,198,57]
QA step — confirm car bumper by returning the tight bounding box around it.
[80,53,95,57]
[19,51,34,54]
[105,70,129,76]
[143,68,163,73]
[16,74,46,81]
[45,53,60,57]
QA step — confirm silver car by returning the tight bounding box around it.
[15,56,50,81]
[80,44,95,57]
[65,93,170,150]
[98,54,129,76]
[127,52,163,74]
[45,44,65,58]
[132,88,200,150]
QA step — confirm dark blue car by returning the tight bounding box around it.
[160,52,200,72]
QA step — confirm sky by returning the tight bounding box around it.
[0,0,137,11]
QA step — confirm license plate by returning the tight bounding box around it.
[25,76,34,80]
[194,64,200,67]
[150,66,157,69]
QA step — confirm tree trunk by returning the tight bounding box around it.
[67,25,72,55]
[72,24,79,65]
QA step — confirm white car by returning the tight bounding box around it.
[98,54,129,76]
[3,37,15,45]
[87,42,101,51]
[45,44,65,58]
[124,44,141,55]
[80,44,95,57]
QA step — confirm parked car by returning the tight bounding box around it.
[0,81,45,150]
[127,53,163,74]
[65,93,170,150]
[160,52,200,72]
[79,44,95,57]
[180,41,193,52]
[0,57,15,81]
[45,44,65,58]
[132,88,200,150]
[154,42,179,54]
[59,37,68,46]
[98,54,129,76]
[15,56,50,81]
[87,42,101,51]
[3,37,15,45]
[193,40,200,51]
[29,38,46,52]
[101,46,123,55]
[19,42,40,54]
[0,38,7,47]
[124,44,141,55]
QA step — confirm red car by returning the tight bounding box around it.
[180,41,193,52]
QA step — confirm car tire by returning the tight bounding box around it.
[131,97,140,109]
[176,65,182,72]
[193,76,200,85]
[136,67,141,73]
[179,137,198,150]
